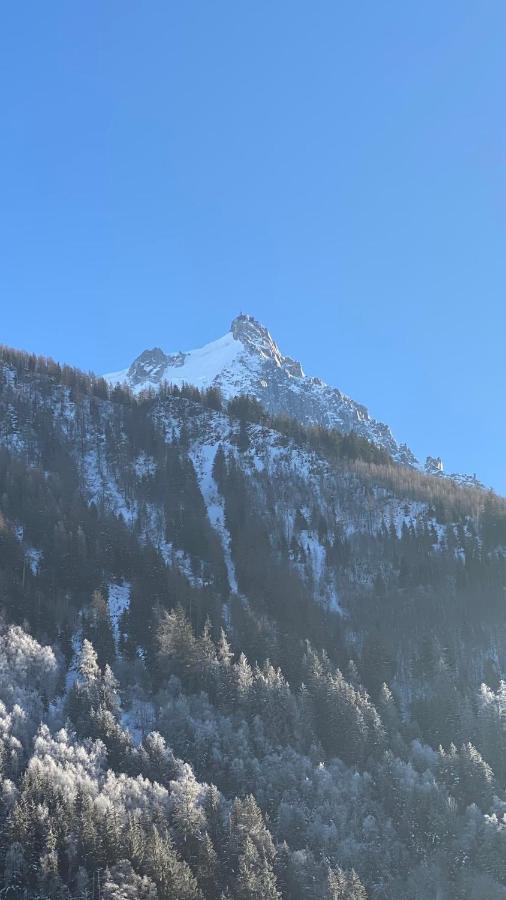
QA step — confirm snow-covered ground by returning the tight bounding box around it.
[191,442,239,594]
[82,449,136,524]
[108,582,131,645]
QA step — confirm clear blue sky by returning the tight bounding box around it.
[1,3,505,490]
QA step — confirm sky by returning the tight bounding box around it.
[1,3,505,491]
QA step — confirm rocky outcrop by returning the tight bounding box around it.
[126,348,170,387]
[231,314,304,377]
[425,456,444,475]
[425,455,484,490]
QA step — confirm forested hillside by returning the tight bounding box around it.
[1,345,506,898]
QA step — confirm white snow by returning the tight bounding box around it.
[134,453,157,478]
[108,582,131,644]
[121,698,155,744]
[26,547,42,575]
[103,366,129,384]
[328,591,342,614]
[14,526,43,574]
[381,499,428,538]
[64,629,83,692]
[170,332,243,389]
[190,442,239,593]
[83,449,136,523]
[1,366,16,387]
[105,332,243,394]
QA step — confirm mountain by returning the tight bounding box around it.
[0,342,505,898]
[105,313,486,488]
[105,314,418,467]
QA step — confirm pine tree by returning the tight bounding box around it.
[236,837,281,900]
[212,445,227,491]
[237,419,250,453]
[326,866,367,900]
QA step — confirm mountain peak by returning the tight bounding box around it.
[231,312,281,359]
[231,313,304,377]
[103,315,417,466]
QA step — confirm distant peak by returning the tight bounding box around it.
[231,313,304,377]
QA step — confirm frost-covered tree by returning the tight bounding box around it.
[102,860,158,899]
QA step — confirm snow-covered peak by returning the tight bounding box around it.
[103,314,422,467]
[103,313,418,463]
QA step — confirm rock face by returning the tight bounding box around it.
[231,314,305,378]
[425,456,444,475]
[125,348,174,387]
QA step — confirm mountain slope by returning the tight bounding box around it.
[2,344,506,897]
